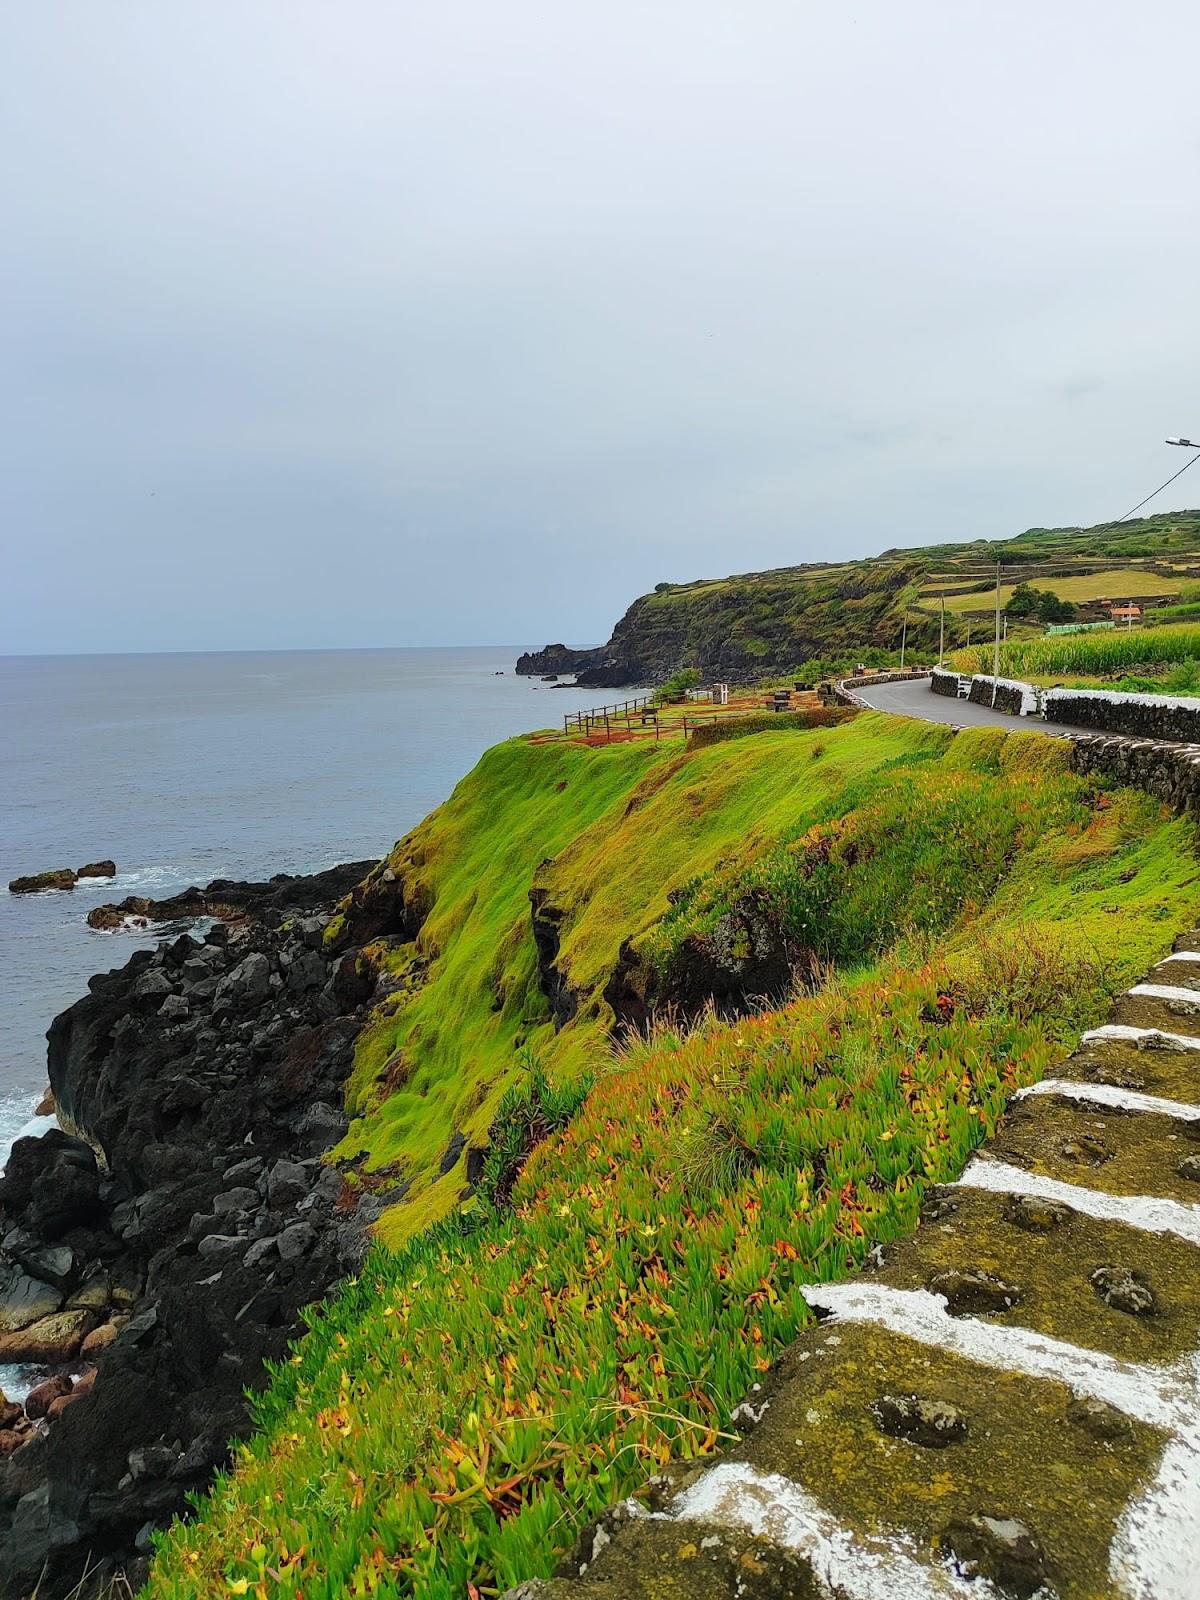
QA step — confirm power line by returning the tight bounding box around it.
[1117,449,1200,522]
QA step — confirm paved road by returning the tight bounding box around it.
[855,677,1094,737]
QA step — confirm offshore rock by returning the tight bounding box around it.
[8,869,76,894]
[514,643,606,679]
[76,861,116,879]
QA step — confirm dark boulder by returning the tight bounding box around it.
[0,1132,99,1237]
[83,861,374,937]
[0,1266,62,1334]
[8,870,76,894]
[76,861,116,879]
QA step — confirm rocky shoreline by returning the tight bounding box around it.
[0,861,398,1597]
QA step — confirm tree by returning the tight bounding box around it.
[1036,591,1076,623]
[1007,583,1040,618]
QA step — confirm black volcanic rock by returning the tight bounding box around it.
[8,870,76,895]
[514,643,605,678]
[84,860,374,932]
[0,859,401,1599]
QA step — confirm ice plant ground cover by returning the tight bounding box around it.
[142,718,1200,1599]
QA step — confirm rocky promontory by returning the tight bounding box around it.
[0,861,402,1597]
[513,642,606,680]
[516,557,942,687]
[84,860,372,930]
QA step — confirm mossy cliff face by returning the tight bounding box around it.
[519,561,933,686]
[328,714,968,1242]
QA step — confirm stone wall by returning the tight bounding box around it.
[966,674,1042,716]
[931,668,961,698]
[1046,686,1200,743]
[1068,731,1200,812]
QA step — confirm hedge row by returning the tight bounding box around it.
[687,706,857,749]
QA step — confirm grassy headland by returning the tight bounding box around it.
[519,508,1200,686]
[144,713,1200,1599]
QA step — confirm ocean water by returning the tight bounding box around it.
[0,647,609,1165]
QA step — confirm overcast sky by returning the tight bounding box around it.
[2,3,1198,655]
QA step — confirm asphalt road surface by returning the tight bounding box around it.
[855,677,1094,737]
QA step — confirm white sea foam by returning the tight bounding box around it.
[0,1108,56,1178]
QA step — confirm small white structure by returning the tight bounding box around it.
[713,682,729,705]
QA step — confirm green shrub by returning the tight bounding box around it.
[652,667,703,705]
[686,707,856,749]
[476,1051,591,1210]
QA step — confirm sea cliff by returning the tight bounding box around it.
[8,709,1200,1596]
[131,717,1200,1598]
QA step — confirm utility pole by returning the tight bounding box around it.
[938,594,945,667]
[900,613,908,671]
[993,561,1001,680]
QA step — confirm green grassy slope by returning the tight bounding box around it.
[145,717,1200,1599]
[332,717,947,1246]
[332,736,666,1243]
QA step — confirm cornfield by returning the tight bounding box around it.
[949,622,1200,680]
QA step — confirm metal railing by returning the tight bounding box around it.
[563,695,655,737]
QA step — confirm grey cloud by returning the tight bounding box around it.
[2,1,1199,654]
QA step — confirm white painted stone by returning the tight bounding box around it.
[671,1461,985,1599]
[958,1158,1200,1247]
[798,1281,1182,1427]
[1082,1024,1200,1053]
[969,674,1041,715]
[1128,983,1200,1007]
[1109,1355,1200,1600]
[1047,686,1200,713]
[1014,1078,1200,1121]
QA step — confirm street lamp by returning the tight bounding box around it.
[1166,437,1197,449]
